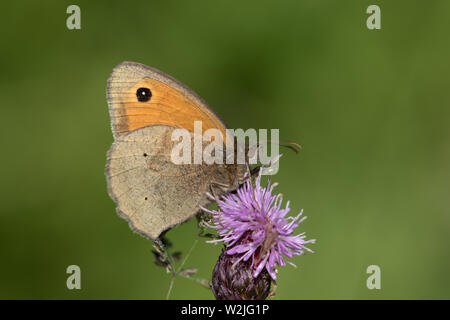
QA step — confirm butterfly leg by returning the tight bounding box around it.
[250,164,261,177]
[209,181,232,201]
[196,181,231,238]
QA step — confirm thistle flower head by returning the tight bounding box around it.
[204,172,315,280]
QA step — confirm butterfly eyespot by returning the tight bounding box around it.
[144,197,148,200]
[136,87,152,102]
[143,153,148,157]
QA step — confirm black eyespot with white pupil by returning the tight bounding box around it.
[136,87,152,102]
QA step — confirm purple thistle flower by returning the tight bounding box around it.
[203,172,315,280]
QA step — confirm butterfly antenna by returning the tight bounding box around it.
[259,140,302,154]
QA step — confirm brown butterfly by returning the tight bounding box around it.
[105,62,247,240]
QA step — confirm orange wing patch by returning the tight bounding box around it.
[107,62,227,139]
[111,78,226,136]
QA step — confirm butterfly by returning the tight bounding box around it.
[105,62,248,240]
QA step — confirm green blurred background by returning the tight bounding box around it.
[1,0,450,299]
